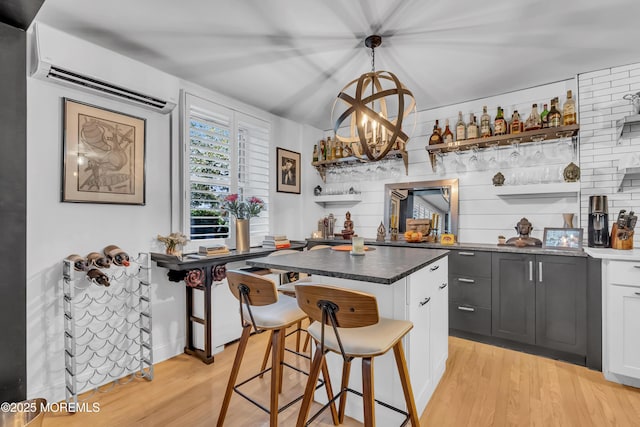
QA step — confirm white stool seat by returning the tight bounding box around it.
[307,317,413,358]
[242,294,306,329]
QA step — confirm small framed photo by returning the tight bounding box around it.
[276,147,300,194]
[542,228,583,250]
[62,99,146,204]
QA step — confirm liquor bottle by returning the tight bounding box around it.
[455,111,466,141]
[87,251,111,268]
[494,107,507,136]
[562,90,577,125]
[312,144,319,163]
[467,114,479,139]
[103,245,131,267]
[480,106,492,137]
[442,119,454,145]
[428,120,444,145]
[435,119,442,136]
[65,254,88,272]
[326,136,334,161]
[524,104,542,131]
[319,139,326,161]
[540,103,549,128]
[86,268,111,287]
[548,98,562,128]
[335,140,343,159]
[509,110,522,134]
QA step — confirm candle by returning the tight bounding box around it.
[352,236,365,254]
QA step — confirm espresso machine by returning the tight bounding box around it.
[588,195,609,247]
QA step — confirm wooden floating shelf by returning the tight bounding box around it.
[425,124,580,154]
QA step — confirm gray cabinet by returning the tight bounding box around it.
[491,253,536,344]
[535,255,587,355]
[491,253,587,354]
[449,250,492,336]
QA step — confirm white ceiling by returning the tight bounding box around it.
[35,0,640,130]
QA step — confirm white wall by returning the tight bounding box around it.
[310,80,580,244]
[578,62,640,246]
[26,27,321,403]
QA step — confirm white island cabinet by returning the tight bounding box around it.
[586,248,640,388]
[248,246,449,424]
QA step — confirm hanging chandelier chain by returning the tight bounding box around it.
[371,45,375,73]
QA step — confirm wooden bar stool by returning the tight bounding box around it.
[294,284,420,427]
[217,270,338,427]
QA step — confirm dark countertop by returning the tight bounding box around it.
[151,241,307,270]
[247,246,449,285]
[307,238,588,258]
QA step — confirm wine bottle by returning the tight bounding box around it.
[548,98,562,128]
[562,90,577,125]
[429,120,444,145]
[480,106,492,138]
[509,110,522,134]
[86,268,111,287]
[87,251,111,268]
[103,245,131,267]
[540,103,549,128]
[524,104,542,131]
[65,254,88,272]
[319,139,326,161]
[455,111,466,142]
[467,114,479,139]
[494,107,507,136]
[442,119,454,145]
[312,144,319,163]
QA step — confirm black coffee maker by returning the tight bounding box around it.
[588,195,609,247]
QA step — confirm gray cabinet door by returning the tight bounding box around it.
[492,253,536,344]
[535,255,587,354]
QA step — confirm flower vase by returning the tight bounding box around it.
[563,213,574,228]
[236,218,250,252]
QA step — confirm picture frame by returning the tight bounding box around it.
[62,98,146,205]
[276,147,301,194]
[542,227,584,250]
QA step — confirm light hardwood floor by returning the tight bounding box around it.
[43,332,640,426]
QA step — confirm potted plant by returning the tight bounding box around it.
[157,232,189,256]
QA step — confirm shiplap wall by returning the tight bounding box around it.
[312,79,580,244]
[578,62,640,247]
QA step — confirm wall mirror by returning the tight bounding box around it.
[384,179,459,236]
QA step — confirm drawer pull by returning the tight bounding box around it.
[439,283,448,289]
[529,261,533,282]
[539,261,543,283]
[419,297,431,307]
[457,278,475,284]
[457,306,475,312]
[459,252,475,256]
[430,265,440,272]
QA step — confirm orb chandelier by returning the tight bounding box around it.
[332,35,416,172]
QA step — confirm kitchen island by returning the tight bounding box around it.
[248,246,449,424]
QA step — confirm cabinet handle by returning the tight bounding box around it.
[529,261,533,281]
[457,306,475,312]
[539,261,543,282]
[457,278,475,284]
[430,265,440,272]
[419,297,431,306]
[459,252,475,256]
[439,283,448,290]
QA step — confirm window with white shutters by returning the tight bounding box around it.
[183,93,270,246]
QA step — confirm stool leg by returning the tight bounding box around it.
[296,346,325,427]
[338,359,352,423]
[270,329,284,426]
[217,324,252,427]
[295,320,302,352]
[259,331,273,378]
[278,327,287,394]
[362,357,375,427]
[320,356,339,425]
[393,342,420,427]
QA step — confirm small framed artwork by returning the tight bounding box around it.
[62,98,146,205]
[276,147,301,194]
[542,228,584,250]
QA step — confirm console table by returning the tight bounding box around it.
[151,243,306,364]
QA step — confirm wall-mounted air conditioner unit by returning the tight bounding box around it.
[30,22,178,114]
